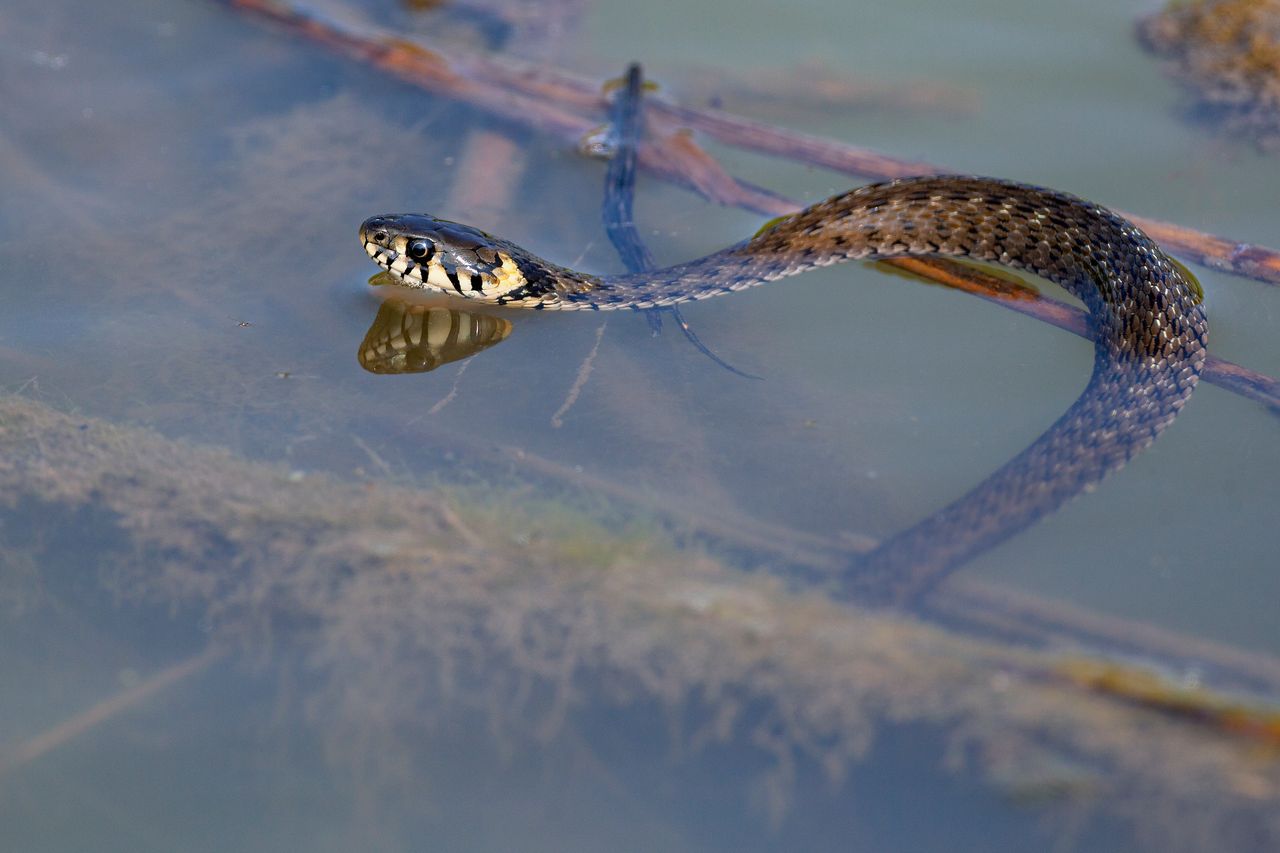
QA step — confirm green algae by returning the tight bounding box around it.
[1139,0,1280,150]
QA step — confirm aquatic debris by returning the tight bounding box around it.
[5,366,1280,845]
[1138,0,1280,150]
[220,0,1280,285]
[1058,659,1280,750]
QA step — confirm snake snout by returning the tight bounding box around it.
[359,215,402,269]
[359,216,392,248]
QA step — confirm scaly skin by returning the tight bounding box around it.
[360,176,1208,605]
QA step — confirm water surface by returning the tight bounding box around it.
[2,1,1279,850]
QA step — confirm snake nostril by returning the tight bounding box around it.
[372,230,389,245]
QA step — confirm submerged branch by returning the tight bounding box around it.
[2,390,1279,843]
[600,63,655,273]
[599,62,757,379]
[885,258,1280,413]
[224,0,1280,285]
[1,647,224,773]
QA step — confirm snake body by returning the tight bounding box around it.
[360,176,1208,603]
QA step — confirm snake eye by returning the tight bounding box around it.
[372,230,388,244]
[408,241,430,260]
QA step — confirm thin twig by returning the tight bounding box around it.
[931,578,1280,693]
[550,321,605,428]
[1,647,223,774]
[601,63,758,379]
[352,432,397,479]
[664,312,762,380]
[601,64,655,272]
[427,356,472,414]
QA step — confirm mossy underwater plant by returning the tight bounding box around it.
[1139,0,1280,150]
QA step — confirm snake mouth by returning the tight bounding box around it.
[361,234,432,288]
[363,239,434,290]
[360,217,406,278]
[360,217,442,290]
[363,238,398,272]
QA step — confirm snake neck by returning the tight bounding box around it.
[365,175,1209,607]
[603,177,1206,367]
[594,176,1208,604]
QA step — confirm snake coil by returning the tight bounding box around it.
[360,176,1208,604]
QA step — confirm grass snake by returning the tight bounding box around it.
[359,176,1209,605]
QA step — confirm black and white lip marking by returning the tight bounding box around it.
[361,233,478,295]
[362,237,431,288]
[361,217,459,293]
[361,218,412,280]
[363,238,397,270]
[358,215,517,301]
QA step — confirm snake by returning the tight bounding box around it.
[358,176,1209,605]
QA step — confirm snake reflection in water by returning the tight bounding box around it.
[357,176,1209,606]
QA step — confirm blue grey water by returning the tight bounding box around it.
[1,0,1278,851]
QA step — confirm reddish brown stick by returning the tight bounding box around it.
[220,0,1280,412]
[224,0,1280,284]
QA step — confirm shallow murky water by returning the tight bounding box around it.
[2,1,1279,851]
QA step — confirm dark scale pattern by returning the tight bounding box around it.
[366,176,1209,605]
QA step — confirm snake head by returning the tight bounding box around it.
[359,214,530,302]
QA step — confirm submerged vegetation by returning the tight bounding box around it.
[3,389,1280,846]
[1139,0,1280,150]
[4,0,1280,849]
